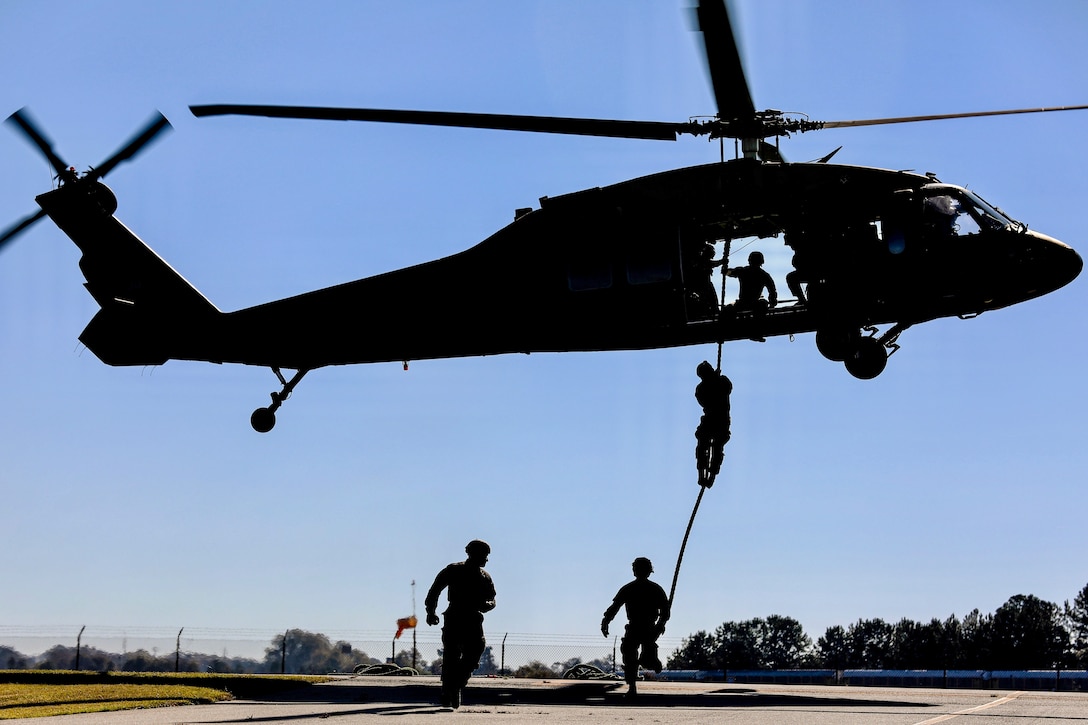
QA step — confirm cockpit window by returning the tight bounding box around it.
[966,187,1014,227]
[961,190,1015,229]
[923,189,1012,237]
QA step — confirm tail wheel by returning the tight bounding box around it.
[844,336,888,379]
[251,407,276,433]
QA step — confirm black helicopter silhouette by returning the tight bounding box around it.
[3,0,1083,432]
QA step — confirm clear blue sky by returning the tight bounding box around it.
[2,1,1086,657]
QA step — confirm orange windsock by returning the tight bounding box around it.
[395,615,418,639]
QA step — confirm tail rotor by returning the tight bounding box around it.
[1,108,172,252]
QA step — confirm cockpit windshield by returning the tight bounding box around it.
[922,186,1018,237]
[960,190,1016,230]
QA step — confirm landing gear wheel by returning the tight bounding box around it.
[844,336,888,380]
[251,407,276,433]
[816,327,859,362]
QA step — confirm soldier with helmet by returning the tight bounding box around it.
[601,557,671,700]
[425,539,496,709]
[727,250,778,312]
[694,360,733,488]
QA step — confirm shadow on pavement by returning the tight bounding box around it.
[256,680,923,710]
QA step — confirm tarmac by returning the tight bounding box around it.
[16,674,1088,724]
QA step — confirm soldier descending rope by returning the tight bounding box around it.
[694,360,732,488]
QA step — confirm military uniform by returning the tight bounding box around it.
[695,362,732,487]
[602,558,671,698]
[425,542,495,708]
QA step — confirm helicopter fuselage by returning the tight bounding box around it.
[41,158,1081,379]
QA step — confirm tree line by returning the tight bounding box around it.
[0,629,492,677]
[0,629,377,675]
[668,585,1088,671]
[3,585,1085,674]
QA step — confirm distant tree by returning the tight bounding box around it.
[585,653,615,673]
[35,645,75,670]
[121,649,171,672]
[845,619,893,669]
[816,625,850,669]
[262,629,375,674]
[888,618,922,669]
[667,630,716,670]
[393,648,427,672]
[200,654,260,674]
[513,660,555,678]
[713,619,762,670]
[555,657,582,676]
[669,617,814,670]
[476,645,497,675]
[958,608,993,668]
[760,615,814,669]
[990,594,1067,669]
[1066,583,1088,668]
[332,640,378,673]
[0,646,28,669]
[939,614,966,668]
[888,618,949,669]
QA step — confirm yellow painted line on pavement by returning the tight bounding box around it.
[912,691,1023,725]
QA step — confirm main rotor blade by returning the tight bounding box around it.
[88,112,172,181]
[190,104,686,141]
[0,209,47,252]
[820,104,1088,130]
[695,0,755,122]
[6,108,68,176]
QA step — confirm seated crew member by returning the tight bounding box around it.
[726,251,778,312]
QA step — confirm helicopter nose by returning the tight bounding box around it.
[1030,231,1082,294]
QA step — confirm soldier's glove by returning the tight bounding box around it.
[601,619,610,638]
[426,612,440,626]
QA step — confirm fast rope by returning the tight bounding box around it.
[668,352,721,607]
[670,241,729,607]
[668,482,707,607]
[665,264,726,605]
[715,239,731,372]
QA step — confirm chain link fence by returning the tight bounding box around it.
[0,626,686,677]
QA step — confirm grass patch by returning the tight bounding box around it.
[0,683,229,719]
[0,671,331,719]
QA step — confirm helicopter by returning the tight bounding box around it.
[2,1,1083,433]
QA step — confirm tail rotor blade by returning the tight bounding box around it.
[5,108,69,177]
[0,209,47,252]
[89,112,172,181]
[2,111,171,252]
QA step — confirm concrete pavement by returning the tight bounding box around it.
[14,675,1088,724]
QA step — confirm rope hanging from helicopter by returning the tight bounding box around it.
[669,483,707,607]
[669,238,730,608]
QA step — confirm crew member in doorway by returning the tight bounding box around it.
[727,251,778,311]
[693,241,725,319]
[694,360,732,488]
[425,539,497,709]
[601,557,671,701]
